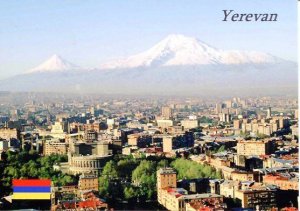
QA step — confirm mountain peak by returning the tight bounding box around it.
[49,54,63,60]
[164,34,196,41]
[156,34,211,51]
[162,34,207,46]
[27,54,80,73]
[100,34,280,70]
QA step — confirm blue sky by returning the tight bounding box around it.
[0,0,297,79]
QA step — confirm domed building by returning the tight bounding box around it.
[67,139,113,176]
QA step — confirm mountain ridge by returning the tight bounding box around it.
[0,34,296,96]
[25,34,286,74]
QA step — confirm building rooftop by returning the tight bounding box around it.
[180,193,223,200]
[264,173,299,182]
[158,167,176,174]
[79,174,98,179]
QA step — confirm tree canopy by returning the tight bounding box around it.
[171,158,222,180]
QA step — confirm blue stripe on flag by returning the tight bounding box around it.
[13,186,51,193]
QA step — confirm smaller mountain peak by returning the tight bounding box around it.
[26,54,80,74]
[165,34,189,39]
[46,54,65,63]
[50,54,62,59]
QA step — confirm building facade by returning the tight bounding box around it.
[78,174,99,191]
[44,140,67,156]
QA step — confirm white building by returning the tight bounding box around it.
[181,119,198,130]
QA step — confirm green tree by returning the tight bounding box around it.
[171,158,219,180]
[60,175,76,186]
[157,159,169,169]
[98,176,110,197]
[124,185,137,200]
[132,160,155,185]
[102,160,119,178]
[215,170,223,179]
[217,145,226,153]
[117,159,138,179]
[132,160,157,200]
[98,160,121,199]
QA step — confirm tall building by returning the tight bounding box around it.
[90,107,95,116]
[106,118,115,130]
[162,136,173,153]
[219,113,231,123]
[291,124,298,137]
[157,168,177,190]
[10,109,20,120]
[157,168,177,209]
[224,100,232,108]
[161,106,172,119]
[267,107,272,119]
[215,103,223,114]
[0,140,9,151]
[233,119,241,130]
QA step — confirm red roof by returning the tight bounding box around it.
[281,207,297,211]
[199,208,212,211]
[175,193,182,198]
[62,202,76,209]
[78,200,97,209]
[167,188,175,192]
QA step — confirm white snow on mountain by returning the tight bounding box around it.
[27,54,80,73]
[100,34,281,69]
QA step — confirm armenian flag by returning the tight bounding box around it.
[12,179,51,200]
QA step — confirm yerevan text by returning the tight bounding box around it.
[223,10,278,22]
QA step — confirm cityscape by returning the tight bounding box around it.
[0,93,298,210]
[0,1,298,211]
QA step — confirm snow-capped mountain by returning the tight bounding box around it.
[100,34,281,69]
[27,54,80,73]
[0,34,296,96]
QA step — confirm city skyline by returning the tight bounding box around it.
[0,92,298,210]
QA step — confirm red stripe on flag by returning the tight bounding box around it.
[13,179,51,187]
